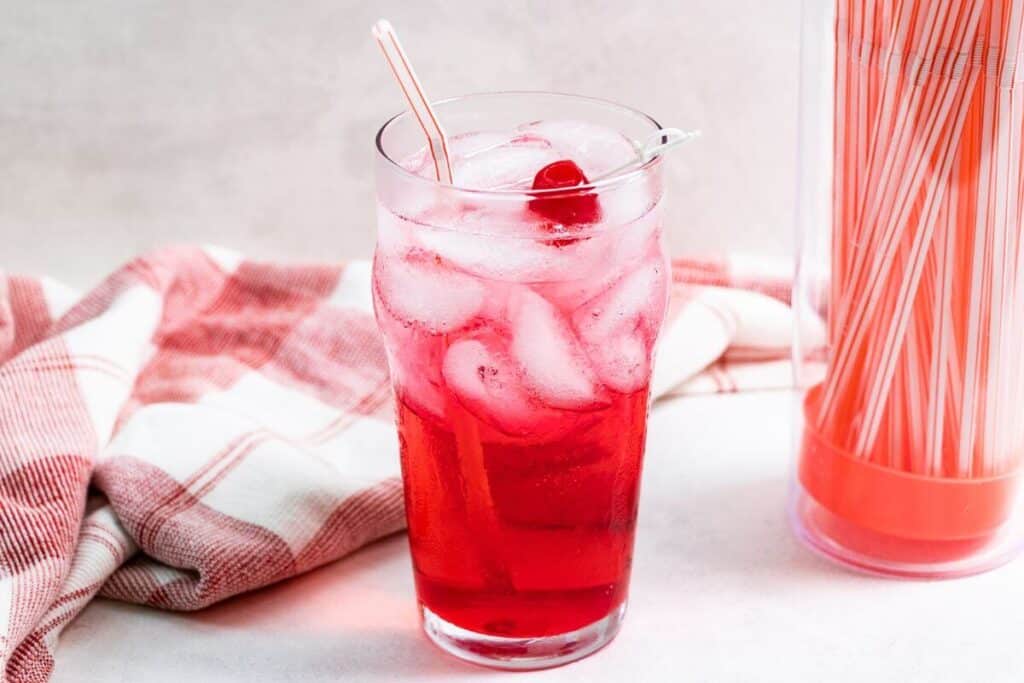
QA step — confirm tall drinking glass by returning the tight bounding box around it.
[373,92,669,669]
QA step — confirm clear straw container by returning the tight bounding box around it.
[791,0,1024,578]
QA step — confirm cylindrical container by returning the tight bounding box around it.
[791,0,1024,578]
[373,92,669,667]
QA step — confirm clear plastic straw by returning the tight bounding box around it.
[592,128,700,181]
[371,19,454,184]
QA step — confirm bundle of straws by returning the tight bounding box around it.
[816,0,1024,480]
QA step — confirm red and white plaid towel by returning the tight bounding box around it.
[0,246,806,682]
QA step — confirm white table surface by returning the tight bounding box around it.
[50,390,1024,682]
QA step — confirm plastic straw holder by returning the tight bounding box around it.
[791,0,1024,577]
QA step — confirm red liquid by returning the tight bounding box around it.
[397,388,649,638]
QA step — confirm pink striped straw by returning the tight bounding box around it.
[820,1,984,434]
[816,0,1024,482]
[372,19,454,184]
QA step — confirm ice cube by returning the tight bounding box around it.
[578,259,666,338]
[452,135,560,190]
[414,226,603,283]
[611,207,662,265]
[376,309,448,420]
[520,119,638,179]
[538,264,626,311]
[552,208,661,305]
[573,258,668,393]
[599,173,661,229]
[377,156,450,224]
[449,131,525,160]
[537,214,661,314]
[393,361,448,421]
[442,335,542,435]
[589,331,650,395]
[508,288,605,410]
[373,251,485,334]
[398,131,553,188]
[399,145,432,178]
[375,205,421,260]
[415,228,545,280]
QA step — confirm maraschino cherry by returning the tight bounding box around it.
[529,160,601,245]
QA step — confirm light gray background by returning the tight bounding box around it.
[1,0,800,287]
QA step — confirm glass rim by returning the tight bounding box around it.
[374,90,665,198]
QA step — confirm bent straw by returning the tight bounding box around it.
[986,1,1023,473]
[925,173,957,475]
[957,3,999,477]
[1000,32,1024,471]
[821,2,982,432]
[371,19,454,184]
[852,1,980,460]
[856,12,985,453]
[831,0,851,346]
[856,78,977,456]
[821,2,942,416]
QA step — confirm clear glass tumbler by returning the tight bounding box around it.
[791,0,1024,578]
[373,92,669,668]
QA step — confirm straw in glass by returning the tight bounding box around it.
[372,19,454,184]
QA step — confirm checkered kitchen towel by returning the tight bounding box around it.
[0,246,809,682]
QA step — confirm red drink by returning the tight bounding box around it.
[374,93,669,668]
[398,345,650,640]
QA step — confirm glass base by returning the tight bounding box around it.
[790,482,1023,579]
[421,602,625,670]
